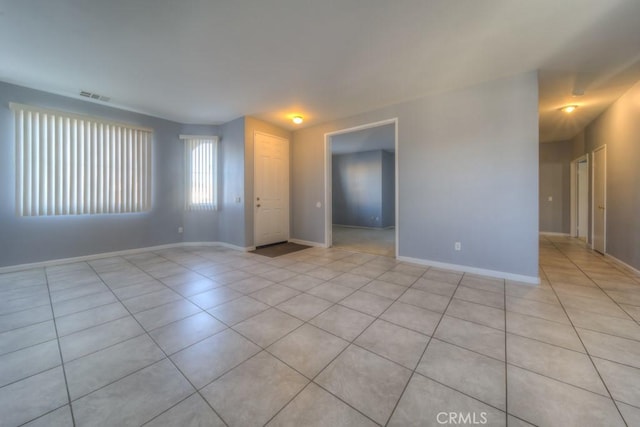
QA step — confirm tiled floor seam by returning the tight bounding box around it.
[503,278,509,427]
[43,266,77,427]
[0,317,53,336]
[544,237,630,426]
[383,271,466,427]
[260,265,424,427]
[0,364,62,395]
[0,301,51,318]
[84,260,231,427]
[550,242,640,328]
[230,258,417,423]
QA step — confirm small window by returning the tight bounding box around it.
[181,135,218,210]
[11,103,153,216]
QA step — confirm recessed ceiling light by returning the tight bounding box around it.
[560,105,578,113]
[292,116,303,124]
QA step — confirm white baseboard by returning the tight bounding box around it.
[0,241,253,274]
[397,255,540,285]
[182,241,255,252]
[605,253,640,277]
[539,232,570,236]
[288,238,328,248]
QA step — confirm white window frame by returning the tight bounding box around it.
[180,135,218,211]
[11,103,153,216]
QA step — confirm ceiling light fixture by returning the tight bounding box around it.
[560,105,578,113]
[292,116,303,124]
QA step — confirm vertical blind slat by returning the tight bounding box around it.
[12,105,152,216]
[184,137,217,211]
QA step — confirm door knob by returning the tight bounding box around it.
[256,204,261,208]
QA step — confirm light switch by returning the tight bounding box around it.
[548,196,553,202]
[316,202,322,208]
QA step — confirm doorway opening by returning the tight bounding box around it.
[570,154,589,242]
[324,119,398,258]
[592,145,607,254]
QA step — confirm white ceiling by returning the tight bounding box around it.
[1,1,640,140]
[331,124,395,155]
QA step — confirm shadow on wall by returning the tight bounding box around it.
[332,150,395,228]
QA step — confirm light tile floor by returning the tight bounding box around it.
[332,225,395,257]
[1,235,639,426]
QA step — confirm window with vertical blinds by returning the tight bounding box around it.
[11,103,153,216]
[181,135,218,211]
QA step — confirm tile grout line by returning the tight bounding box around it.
[261,261,427,426]
[42,266,77,427]
[503,277,509,427]
[383,271,466,427]
[543,236,629,426]
[551,241,640,329]
[84,259,232,427]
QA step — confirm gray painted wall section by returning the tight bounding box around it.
[539,140,572,234]
[332,150,383,227]
[582,80,640,271]
[292,72,539,278]
[216,117,246,248]
[0,81,186,267]
[381,150,395,228]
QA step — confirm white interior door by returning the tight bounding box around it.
[577,161,589,240]
[592,146,606,253]
[254,132,289,247]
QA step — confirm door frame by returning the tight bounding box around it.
[591,145,607,252]
[323,118,399,258]
[253,131,290,247]
[570,153,589,239]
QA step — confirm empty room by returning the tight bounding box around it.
[1,1,640,426]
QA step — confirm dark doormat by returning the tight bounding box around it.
[251,241,310,258]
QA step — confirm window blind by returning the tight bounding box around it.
[181,135,218,211]
[11,103,152,216]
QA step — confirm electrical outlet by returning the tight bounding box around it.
[454,242,461,251]
[178,227,183,234]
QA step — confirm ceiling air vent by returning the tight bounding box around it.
[80,90,110,102]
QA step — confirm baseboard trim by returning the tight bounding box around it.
[539,232,571,236]
[0,241,254,274]
[605,253,640,277]
[182,241,255,252]
[397,256,540,285]
[288,238,328,248]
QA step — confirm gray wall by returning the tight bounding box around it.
[381,150,395,228]
[0,84,291,267]
[216,117,247,248]
[0,81,188,267]
[582,80,640,271]
[332,150,383,227]
[539,140,572,234]
[292,72,539,279]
